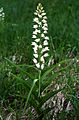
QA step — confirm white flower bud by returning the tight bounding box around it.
[40,56,45,63]
[45,36,49,40]
[44,31,47,34]
[33,29,41,34]
[42,19,47,23]
[41,13,46,16]
[33,54,38,58]
[32,35,37,38]
[35,38,40,42]
[33,25,38,29]
[34,12,38,15]
[12,55,16,62]
[33,58,37,64]
[32,42,38,47]
[44,53,49,57]
[43,40,48,45]
[39,44,42,48]
[77,60,79,63]
[37,29,41,33]
[34,17,39,22]
[34,18,39,24]
[41,47,49,53]
[0,14,2,17]
[38,22,42,26]
[33,31,38,35]
[41,33,45,38]
[43,16,47,19]
[33,47,38,53]
[0,7,3,12]
[36,63,40,68]
[43,23,48,27]
[42,26,48,31]
[41,64,44,69]
[41,7,43,10]
[42,10,45,12]
[38,14,42,18]
[2,12,5,17]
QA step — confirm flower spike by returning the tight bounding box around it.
[32,3,49,69]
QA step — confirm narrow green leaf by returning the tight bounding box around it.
[24,79,38,112]
[5,57,35,79]
[11,73,38,98]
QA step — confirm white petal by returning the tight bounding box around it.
[36,63,40,68]
[43,23,48,27]
[41,47,49,53]
[44,46,49,50]
[36,10,39,13]
[77,60,79,62]
[0,14,2,17]
[33,58,37,64]
[34,12,38,15]
[33,25,38,29]
[33,18,39,24]
[40,56,45,62]
[41,64,44,69]
[33,31,37,35]
[38,14,42,18]
[33,45,38,50]
[41,13,46,16]
[43,16,47,19]
[42,26,48,31]
[45,36,49,40]
[0,7,3,13]
[42,19,47,23]
[31,42,37,46]
[44,31,47,34]
[33,17,39,22]
[41,33,45,38]
[35,38,40,42]
[39,45,42,48]
[12,55,16,61]
[43,53,49,57]
[41,7,43,10]
[32,35,37,38]
[43,40,48,45]
[33,47,38,53]
[38,22,42,26]
[42,10,45,13]
[33,54,38,58]
[37,29,41,33]
[33,29,41,34]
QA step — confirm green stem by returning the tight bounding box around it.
[23,79,38,113]
[38,70,41,97]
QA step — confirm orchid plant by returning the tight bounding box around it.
[4,3,64,119]
[5,3,66,119]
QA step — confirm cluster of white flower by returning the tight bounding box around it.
[0,7,5,21]
[32,3,49,70]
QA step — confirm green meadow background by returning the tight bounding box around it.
[0,0,79,63]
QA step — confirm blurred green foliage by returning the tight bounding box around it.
[0,0,79,64]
